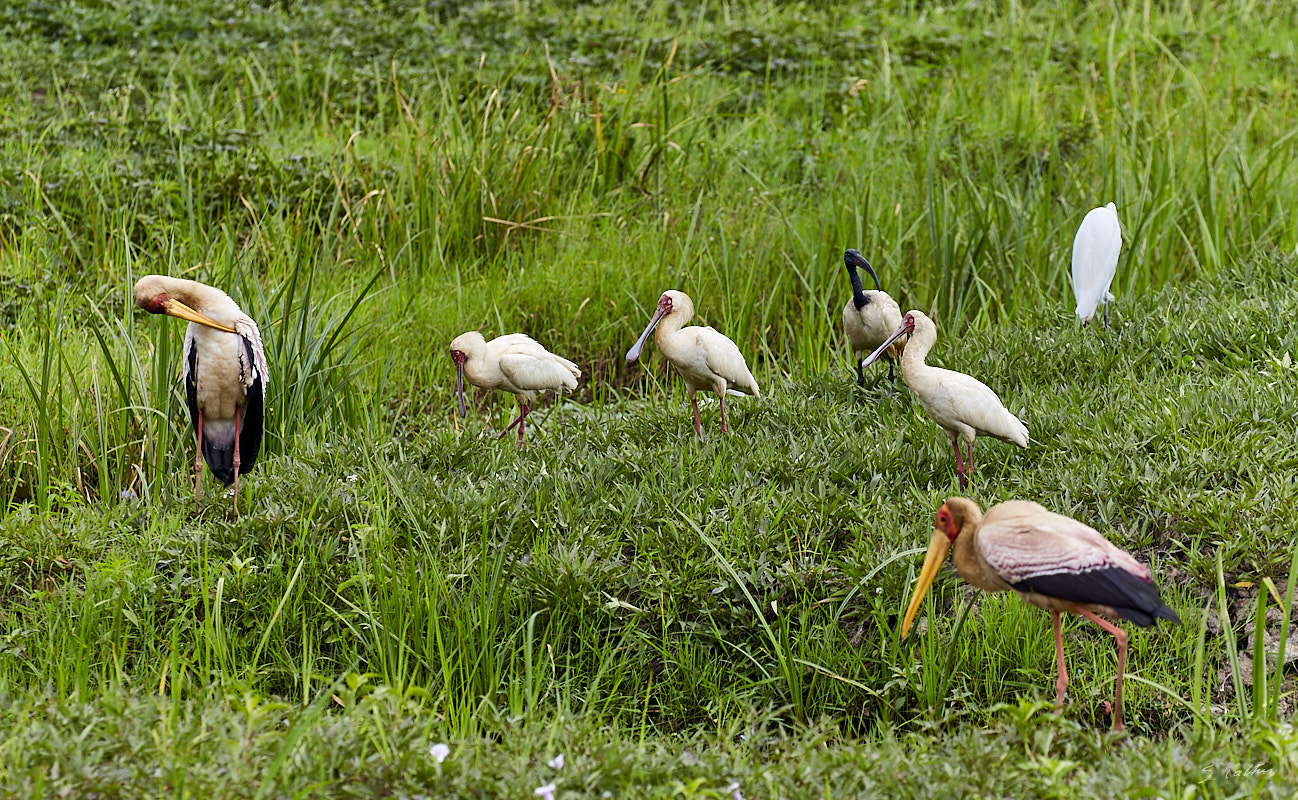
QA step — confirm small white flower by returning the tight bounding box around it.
[429,743,450,764]
[548,754,565,770]
[875,587,883,595]
[534,782,557,800]
[728,782,745,800]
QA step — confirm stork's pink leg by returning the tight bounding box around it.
[517,402,529,449]
[1075,607,1129,732]
[691,394,702,437]
[1052,611,1069,713]
[966,439,975,476]
[194,409,204,509]
[232,405,241,514]
[719,392,729,433]
[951,436,967,487]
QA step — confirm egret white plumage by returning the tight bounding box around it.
[841,249,903,384]
[450,331,581,448]
[902,497,1180,731]
[862,310,1027,487]
[133,275,267,512]
[625,290,760,436]
[1071,202,1122,325]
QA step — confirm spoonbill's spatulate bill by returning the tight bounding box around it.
[841,249,903,384]
[1071,202,1122,325]
[862,310,1027,487]
[133,275,267,513]
[903,497,1180,731]
[450,331,580,449]
[626,290,759,436]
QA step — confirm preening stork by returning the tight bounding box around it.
[625,290,760,436]
[450,331,581,448]
[841,249,903,384]
[862,310,1027,487]
[1071,202,1122,325]
[901,497,1180,731]
[133,275,266,512]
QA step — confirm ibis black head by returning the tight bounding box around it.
[843,248,883,304]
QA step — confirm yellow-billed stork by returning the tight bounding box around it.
[902,497,1180,731]
[133,275,266,512]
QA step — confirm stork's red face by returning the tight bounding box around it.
[935,503,959,542]
[143,292,170,314]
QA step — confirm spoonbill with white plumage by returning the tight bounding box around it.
[841,249,903,384]
[450,331,581,448]
[133,275,267,513]
[902,497,1180,731]
[1071,202,1122,326]
[862,310,1027,487]
[625,290,760,436]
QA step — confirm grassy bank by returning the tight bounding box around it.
[2,0,1298,796]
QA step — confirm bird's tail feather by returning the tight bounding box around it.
[203,442,237,487]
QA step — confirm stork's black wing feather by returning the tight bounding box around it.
[184,334,200,436]
[237,335,264,476]
[1012,568,1181,628]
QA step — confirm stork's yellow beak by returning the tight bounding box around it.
[901,528,952,638]
[164,299,237,333]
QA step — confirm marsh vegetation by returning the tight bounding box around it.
[2,1,1297,796]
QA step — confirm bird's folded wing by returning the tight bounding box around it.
[976,506,1146,585]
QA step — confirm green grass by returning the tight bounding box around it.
[3,0,1298,796]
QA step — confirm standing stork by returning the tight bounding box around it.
[901,497,1180,731]
[133,275,266,512]
[625,290,760,436]
[1072,202,1122,326]
[862,310,1027,487]
[450,331,581,448]
[841,249,903,384]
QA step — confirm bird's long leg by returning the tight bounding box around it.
[1052,611,1069,713]
[498,401,527,439]
[1075,607,1129,732]
[1103,302,1110,328]
[855,359,866,387]
[966,439,975,477]
[194,409,204,510]
[951,434,967,488]
[232,404,241,514]
[690,391,702,437]
[517,402,530,450]
[887,358,895,383]
[718,391,729,434]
